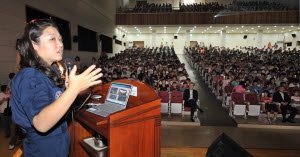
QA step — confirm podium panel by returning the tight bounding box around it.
[69,79,161,157]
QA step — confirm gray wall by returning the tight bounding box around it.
[0,0,125,84]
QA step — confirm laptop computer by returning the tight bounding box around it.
[86,82,133,117]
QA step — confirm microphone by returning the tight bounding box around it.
[64,58,74,75]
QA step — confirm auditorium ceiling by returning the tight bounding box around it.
[117,25,300,34]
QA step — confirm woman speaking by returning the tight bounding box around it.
[11,19,102,156]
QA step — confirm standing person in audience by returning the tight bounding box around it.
[261,90,278,123]
[11,19,102,156]
[0,85,10,138]
[273,86,298,123]
[183,82,204,122]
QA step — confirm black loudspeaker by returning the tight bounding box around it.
[206,133,253,157]
[174,35,178,39]
[113,35,117,39]
[123,34,125,38]
[292,34,296,38]
[73,36,78,42]
[243,35,247,39]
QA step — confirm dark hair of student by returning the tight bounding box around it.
[17,19,64,88]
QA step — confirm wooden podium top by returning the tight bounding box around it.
[75,79,161,138]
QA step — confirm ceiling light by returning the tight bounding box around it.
[164,26,166,28]
[210,26,212,28]
[289,30,291,31]
[226,26,228,28]
[236,28,239,29]
[134,26,137,29]
[149,27,151,28]
[274,30,277,31]
[258,26,260,27]
[202,32,204,33]
[232,30,234,31]
[246,30,248,31]
[251,28,254,29]
[194,26,197,28]
[241,26,244,28]
[291,26,294,27]
[214,32,216,33]
[274,26,277,27]
[267,28,269,29]
[282,28,285,29]
[190,34,192,36]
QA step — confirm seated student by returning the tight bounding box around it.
[290,90,300,109]
[170,82,180,92]
[159,80,169,92]
[233,81,246,93]
[185,78,191,85]
[273,86,298,123]
[264,82,275,95]
[288,79,300,88]
[222,74,231,89]
[261,90,278,123]
[231,77,240,86]
[244,84,251,93]
[250,80,263,93]
[178,71,187,82]
[180,82,188,92]
[183,83,203,122]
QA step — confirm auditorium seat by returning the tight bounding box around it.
[245,93,261,117]
[230,93,247,118]
[158,91,170,116]
[170,91,183,115]
[222,86,234,107]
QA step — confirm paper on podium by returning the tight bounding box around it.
[131,86,137,96]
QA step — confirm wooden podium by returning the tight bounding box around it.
[69,79,161,157]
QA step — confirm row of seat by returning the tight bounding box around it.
[185,52,299,119]
[158,91,200,118]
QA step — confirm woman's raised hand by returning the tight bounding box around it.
[68,65,102,94]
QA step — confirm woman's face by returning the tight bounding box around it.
[32,26,63,66]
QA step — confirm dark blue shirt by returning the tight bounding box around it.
[250,86,263,93]
[11,68,69,157]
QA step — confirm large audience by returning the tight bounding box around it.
[130,3,172,13]
[185,45,300,123]
[121,0,294,13]
[75,46,190,93]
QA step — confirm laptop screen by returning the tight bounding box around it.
[105,83,133,108]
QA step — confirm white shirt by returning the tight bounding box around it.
[0,92,8,113]
[189,89,193,100]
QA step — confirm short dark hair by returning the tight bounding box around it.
[1,85,7,92]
